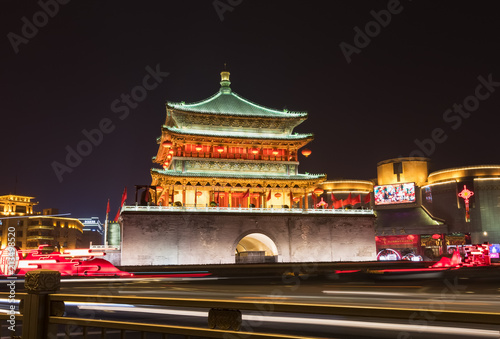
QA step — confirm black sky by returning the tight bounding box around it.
[1,1,498,220]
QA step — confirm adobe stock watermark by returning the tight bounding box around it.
[407,73,499,158]
[339,0,410,64]
[397,277,466,339]
[1,228,19,333]
[7,0,71,54]
[51,64,169,183]
[213,0,243,21]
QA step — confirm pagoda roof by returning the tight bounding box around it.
[163,126,313,140]
[167,91,307,118]
[151,168,324,180]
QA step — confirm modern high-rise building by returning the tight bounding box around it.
[79,217,104,247]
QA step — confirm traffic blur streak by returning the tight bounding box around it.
[2,264,500,338]
[2,271,498,339]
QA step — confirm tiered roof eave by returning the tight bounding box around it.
[166,91,307,118]
[151,168,326,189]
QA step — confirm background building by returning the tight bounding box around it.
[423,165,500,244]
[0,195,84,252]
[79,217,104,247]
[345,158,500,261]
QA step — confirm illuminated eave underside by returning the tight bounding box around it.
[162,126,313,141]
[151,168,325,180]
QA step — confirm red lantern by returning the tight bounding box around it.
[407,234,415,241]
[168,149,174,155]
[274,193,282,198]
[293,197,300,202]
[163,161,169,166]
[162,141,172,148]
[272,150,279,156]
[218,192,225,197]
[432,234,441,240]
[251,148,259,154]
[167,154,172,160]
[313,188,324,196]
[156,186,164,192]
[301,149,311,157]
[195,145,203,152]
[217,146,224,153]
[196,191,203,196]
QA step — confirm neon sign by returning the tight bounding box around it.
[458,185,474,222]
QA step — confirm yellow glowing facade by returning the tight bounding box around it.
[0,195,83,251]
[427,165,500,184]
[0,194,36,216]
[320,180,374,193]
[377,157,429,187]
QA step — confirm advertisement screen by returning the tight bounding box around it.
[374,183,416,205]
[490,244,500,259]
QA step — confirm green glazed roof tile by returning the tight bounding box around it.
[168,91,307,118]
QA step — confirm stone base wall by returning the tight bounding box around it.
[120,211,376,265]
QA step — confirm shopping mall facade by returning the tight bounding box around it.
[317,158,500,261]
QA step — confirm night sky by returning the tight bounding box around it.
[1,1,498,220]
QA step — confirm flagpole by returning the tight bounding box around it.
[104,199,109,247]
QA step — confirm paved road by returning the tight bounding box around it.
[2,267,500,338]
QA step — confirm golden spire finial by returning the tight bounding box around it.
[220,63,231,93]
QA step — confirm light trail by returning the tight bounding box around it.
[75,304,500,338]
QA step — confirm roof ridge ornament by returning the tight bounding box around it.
[220,65,231,94]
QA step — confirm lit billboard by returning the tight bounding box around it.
[374,183,415,205]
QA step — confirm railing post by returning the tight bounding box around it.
[21,269,62,339]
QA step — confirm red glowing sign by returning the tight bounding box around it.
[458,185,474,222]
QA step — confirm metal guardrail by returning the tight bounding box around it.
[122,205,375,215]
[48,294,500,325]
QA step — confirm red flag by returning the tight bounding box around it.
[242,189,250,199]
[364,193,371,204]
[267,190,272,201]
[106,199,110,214]
[351,194,361,205]
[114,187,128,222]
[342,193,352,207]
[333,200,342,209]
[331,193,338,202]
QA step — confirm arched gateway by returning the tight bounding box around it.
[235,232,279,263]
